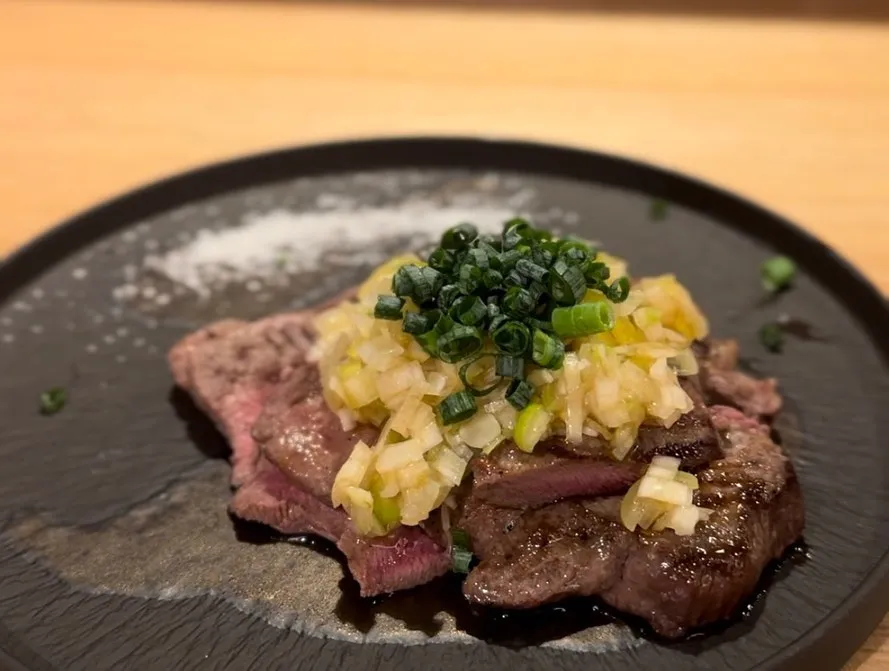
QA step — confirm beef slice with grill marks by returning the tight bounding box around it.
[471,376,720,510]
[462,405,804,638]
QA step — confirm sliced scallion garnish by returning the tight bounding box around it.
[551,301,615,338]
[761,255,796,293]
[373,295,405,320]
[439,390,477,425]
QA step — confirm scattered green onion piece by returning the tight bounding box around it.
[449,295,488,326]
[549,259,587,305]
[526,281,547,304]
[402,312,431,335]
[441,223,479,250]
[482,268,503,290]
[466,247,490,270]
[391,265,415,297]
[414,310,454,356]
[516,258,548,283]
[428,248,456,272]
[532,329,565,369]
[489,314,508,333]
[439,390,477,425]
[374,295,405,320]
[495,354,524,378]
[458,354,501,396]
[438,284,462,310]
[527,317,554,333]
[492,320,531,356]
[451,546,474,574]
[650,199,669,221]
[760,322,784,353]
[584,261,610,287]
[502,218,532,250]
[498,249,523,272]
[552,302,615,338]
[437,325,483,363]
[504,269,528,288]
[505,378,535,411]
[39,387,67,416]
[605,276,631,303]
[503,286,535,318]
[559,245,591,269]
[532,246,555,268]
[452,527,472,550]
[458,264,483,294]
[761,255,797,293]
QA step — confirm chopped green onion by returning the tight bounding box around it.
[495,354,524,378]
[39,387,67,416]
[374,295,405,320]
[503,286,535,318]
[458,263,483,294]
[605,276,630,303]
[516,258,548,283]
[439,390,477,425]
[449,295,488,326]
[428,248,456,272]
[438,284,462,310]
[527,317,554,333]
[392,264,435,304]
[760,322,784,353]
[502,218,532,250]
[402,312,431,335]
[505,379,535,410]
[552,301,615,338]
[531,329,565,369]
[451,545,474,574]
[761,255,796,293]
[549,259,587,305]
[650,199,669,221]
[492,320,531,356]
[498,249,523,272]
[489,313,508,333]
[441,223,478,250]
[466,248,490,270]
[437,325,483,363]
[451,527,472,550]
[504,269,528,288]
[584,261,610,286]
[458,354,501,396]
[482,268,503,290]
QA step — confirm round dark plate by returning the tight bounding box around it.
[1,137,888,671]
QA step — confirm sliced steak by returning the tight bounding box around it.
[463,406,804,638]
[230,457,347,541]
[463,500,633,608]
[695,339,782,418]
[339,526,452,597]
[471,442,641,509]
[170,306,450,597]
[168,313,317,486]
[254,384,378,504]
[471,375,719,510]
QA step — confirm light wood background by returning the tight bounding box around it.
[2,0,888,668]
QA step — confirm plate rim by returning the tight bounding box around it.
[2,134,888,670]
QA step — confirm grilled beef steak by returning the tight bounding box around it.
[169,310,450,596]
[461,404,804,638]
[171,304,802,636]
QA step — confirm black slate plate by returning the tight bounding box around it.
[1,137,888,671]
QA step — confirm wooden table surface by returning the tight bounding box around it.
[2,0,889,667]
